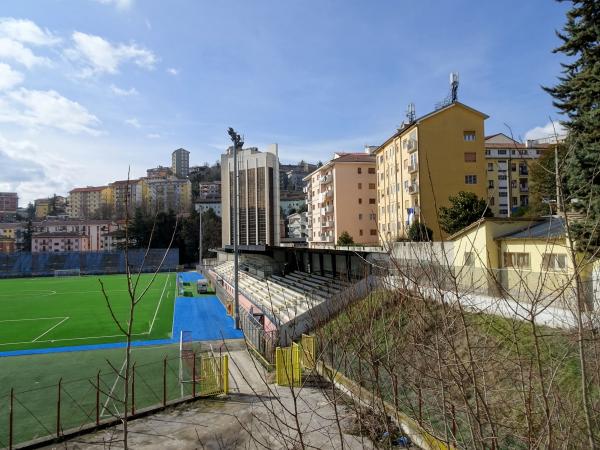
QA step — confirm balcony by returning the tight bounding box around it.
[320,174,332,185]
[408,162,418,174]
[520,186,529,193]
[324,190,333,199]
[321,204,333,214]
[408,183,419,194]
[519,168,529,176]
[406,139,418,153]
[321,220,334,228]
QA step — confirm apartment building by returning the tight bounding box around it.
[376,102,488,241]
[172,148,190,178]
[142,176,192,214]
[33,219,121,251]
[195,199,221,217]
[280,191,306,215]
[287,211,308,240]
[0,222,24,251]
[0,236,16,253]
[221,145,280,248]
[485,133,550,216]
[0,192,18,222]
[146,165,173,178]
[304,151,378,246]
[68,186,111,219]
[32,232,89,253]
[198,181,221,200]
[109,179,143,218]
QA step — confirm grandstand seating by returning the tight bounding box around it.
[0,249,179,278]
[213,261,350,325]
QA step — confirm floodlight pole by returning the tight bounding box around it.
[198,210,203,267]
[228,128,243,330]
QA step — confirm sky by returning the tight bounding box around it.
[0,0,571,205]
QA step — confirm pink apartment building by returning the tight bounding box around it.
[304,150,378,247]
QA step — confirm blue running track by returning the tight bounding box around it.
[0,273,243,358]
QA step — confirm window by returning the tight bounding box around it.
[464,131,476,141]
[488,180,494,188]
[370,229,377,236]
[485,149,491,155]
[358,183,362,189]
[464,152,477,162]
[465,175,477,184]
[369,183,376,189]
[542,253,567,271]
[489,197,495,206]
[464,252,474,266]
[359,229,363,236]
[487,162,494,171]
[499,192,508,197]
[369,213,377,220]
[358,198,362,204]
[499,209,508,215]
[498,149,507,155]
[358,213,363,220]
[511,163,516,172]
[512,197,518,206]
[357,167,362,174]
[368,167,375,174]
[369,198,376,204]
[498,175,507,181]
[504,252,530,269]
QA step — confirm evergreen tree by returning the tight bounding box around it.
[528,144,568,215]
[439,191,493,235]
[23,220,33,252]
[407,221,433,242]
[337,231,354,246]
[544,0,600,252]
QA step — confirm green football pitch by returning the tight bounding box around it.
[0,273,176,353]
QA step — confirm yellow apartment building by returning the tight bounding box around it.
[484,133,551,216]
[68,186,111,218]
[109,179,144,218]
[304,151,378,247]
[376,101,488,242]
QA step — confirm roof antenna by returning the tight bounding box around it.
[450,72,459,103]
[406,102,416,123]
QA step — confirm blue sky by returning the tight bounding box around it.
[0,0,570,204]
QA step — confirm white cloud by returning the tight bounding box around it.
[146,133,160,139]
[94,0,134,11]
[67,31,157,77]
[524,121,567,141]
[0,37,51,68]
[0,63,23,90]
[0,134,76,203]
[110,84,138,96]
[0,18,60,46]
[125,117,141,128]
[167,67,179,76]
[0,88,101,135]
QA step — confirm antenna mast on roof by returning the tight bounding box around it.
[406,102,416,123]
[450,72,459,103]
[435,72,460,110]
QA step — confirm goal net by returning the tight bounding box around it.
[179,330,196,383]
[54,268,81,277]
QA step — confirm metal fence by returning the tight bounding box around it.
[0,351,227,449]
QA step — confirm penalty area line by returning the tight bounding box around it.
[32,317,70,342]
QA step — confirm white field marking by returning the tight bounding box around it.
[0,331,150,347]
[101,357,128,418]
[147,272,172,334]
[31,317,70,342]
[0,290,57,298]
[0,316,66,323]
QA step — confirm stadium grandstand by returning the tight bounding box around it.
[210,258,361,336]
[0,249,179,278]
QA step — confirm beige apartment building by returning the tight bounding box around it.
[376,101,488,241]
[484,133,550,216]
[68,186,111,219]
[304,151,378,247]
[109,179,143,218]
[142,176,192,214]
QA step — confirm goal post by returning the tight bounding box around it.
[54,268,81,277]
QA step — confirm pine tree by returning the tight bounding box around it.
[544,0,600,253]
